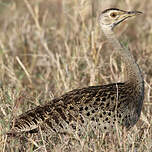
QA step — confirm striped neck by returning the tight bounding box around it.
[101,27,144,87]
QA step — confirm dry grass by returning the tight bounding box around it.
[0,0,151,151]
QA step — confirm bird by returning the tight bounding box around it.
[7,8,144,137]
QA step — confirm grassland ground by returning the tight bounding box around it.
[0,0,151,151]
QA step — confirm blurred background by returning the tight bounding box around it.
[0,0,151,151]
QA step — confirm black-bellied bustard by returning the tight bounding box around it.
[8,8,144,136]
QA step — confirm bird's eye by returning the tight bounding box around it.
[110,12,117,18]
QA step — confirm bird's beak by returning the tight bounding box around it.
[120,10,143,21]
[126,10,143,17]
[113,10,143,28]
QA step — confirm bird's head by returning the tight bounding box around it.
[99,8,142,30]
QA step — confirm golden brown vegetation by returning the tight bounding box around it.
[0,0,151,151]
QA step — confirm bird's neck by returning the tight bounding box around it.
[102,27,144,88]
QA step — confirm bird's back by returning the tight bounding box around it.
[8,82,141,136]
